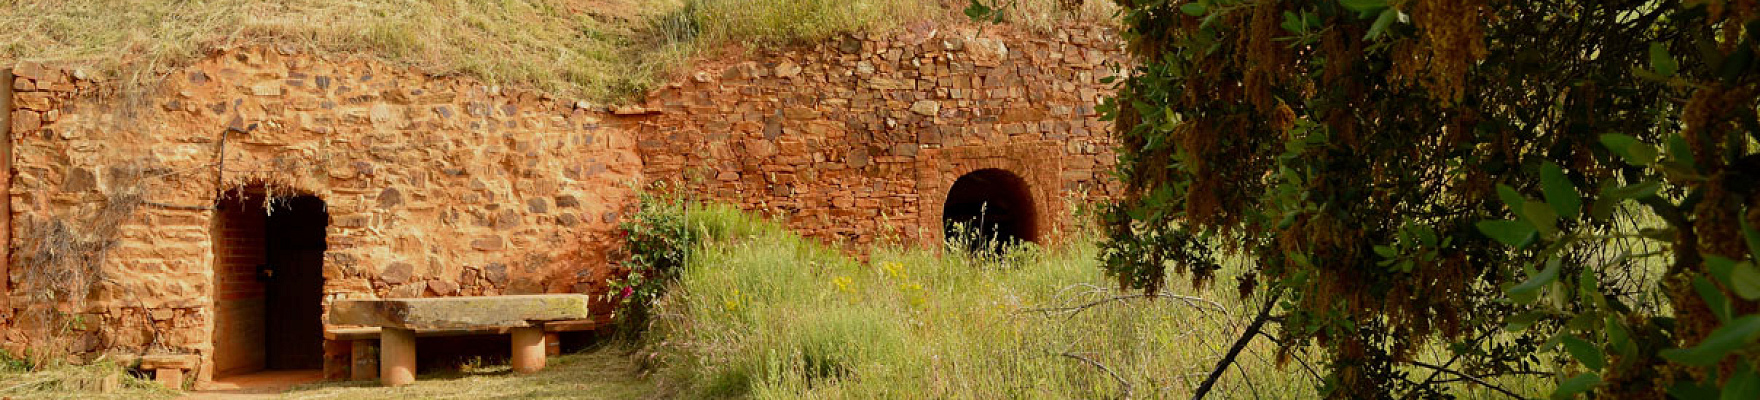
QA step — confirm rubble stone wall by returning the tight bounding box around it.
[632,22,1121,246]
[2,49,642,379]
[1,20,1123,382]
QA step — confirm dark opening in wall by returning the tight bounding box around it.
[941,168,1039,251]
[213,189,328,376]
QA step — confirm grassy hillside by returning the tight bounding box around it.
[0,0,1113,103]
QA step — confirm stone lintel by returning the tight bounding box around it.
[328,294,594,330]
[140,354,201,370]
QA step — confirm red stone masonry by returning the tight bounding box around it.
[1,20,1124,382]
[3,49,641,380]
[632,22,1122,246]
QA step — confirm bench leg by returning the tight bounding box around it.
[545,332,560,356]
[154,367,183,390]
[352,339,380,381]
[511,327,545,374]
[323,339,351,381]
[381,327,417,387]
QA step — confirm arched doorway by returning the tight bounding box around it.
[941,168,1039,251]
[212,189,328,377]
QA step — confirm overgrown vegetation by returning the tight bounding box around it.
[604,187,703,336]
[0,0,1111,103]
[9,161,160,368]
[0,354,174,400]
[1099,0,1760,398]
[635,202,1329,398]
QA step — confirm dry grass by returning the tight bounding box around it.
[0,0,1112,103]
[1,0,696,102]
[0,358,175,400]
[280,348,661,400]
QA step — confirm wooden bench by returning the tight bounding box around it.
[326,294,602,386]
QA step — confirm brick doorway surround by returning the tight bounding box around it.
[914,141,1063,246]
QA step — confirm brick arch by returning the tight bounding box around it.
[915,142,1064,246]
[941,168,1040,246]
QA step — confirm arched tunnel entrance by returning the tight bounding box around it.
[941,168,1039,251]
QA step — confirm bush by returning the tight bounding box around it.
[605,188,702,334]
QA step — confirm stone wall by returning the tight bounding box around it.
[1,20,1123,382]
[632,22,1121,246]
[2,49,642,379]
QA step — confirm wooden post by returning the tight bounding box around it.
[380,327,417,386]
[510,327,545,373]
[544,332,560,356]
[351,339,379,381]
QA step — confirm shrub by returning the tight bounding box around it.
[605,188,702,334]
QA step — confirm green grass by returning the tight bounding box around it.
[0,0,1113,103]
[647,204,1319,398]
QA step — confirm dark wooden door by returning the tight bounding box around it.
[264,196,328,370]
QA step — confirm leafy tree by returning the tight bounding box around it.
[1098,0,1760,397]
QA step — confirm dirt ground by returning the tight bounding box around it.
[177,347,659,400]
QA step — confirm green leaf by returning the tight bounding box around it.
[1477,219,1537,248]
[1693,275,1733,323]
[963,0,993,21]
[1607,316,1636,357]
[1578,267,1604,307]
[1669,380,1720,400]
[1661,315,1760,366]
[1610,180,1662,200]
[1559,335,1606,370]
[1373,245,1398,258]
[1365,8,1397,40]
[1281,11,1305,33]
[1523,201,1561,236]
[1180,2,1208,16]
[1497,184,1527,212]
[1743,217,1760,264]
[1709,255,1739,284]
[1730,261,1760,301]
[1651,42,1679,77]
[1725,364,1760,400]
[1505,311,1546,332]
[1339,0,1388,13]
[1540,162,1582,219]
[1599,134,1658,165]
[1666,134,1697,172]
[1509,257,1561,304]
[1553,372,1601,400]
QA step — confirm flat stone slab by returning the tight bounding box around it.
[329,294,594,330]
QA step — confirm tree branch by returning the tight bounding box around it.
[1061,351,1133,398]
[1404,360,1528,399]
[1190,290,1282,400]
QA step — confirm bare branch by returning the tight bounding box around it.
[1025,290,1229,319]
[1061,351,1133,398]
[1404,360,1529,399]
[1191,290,1282,400]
